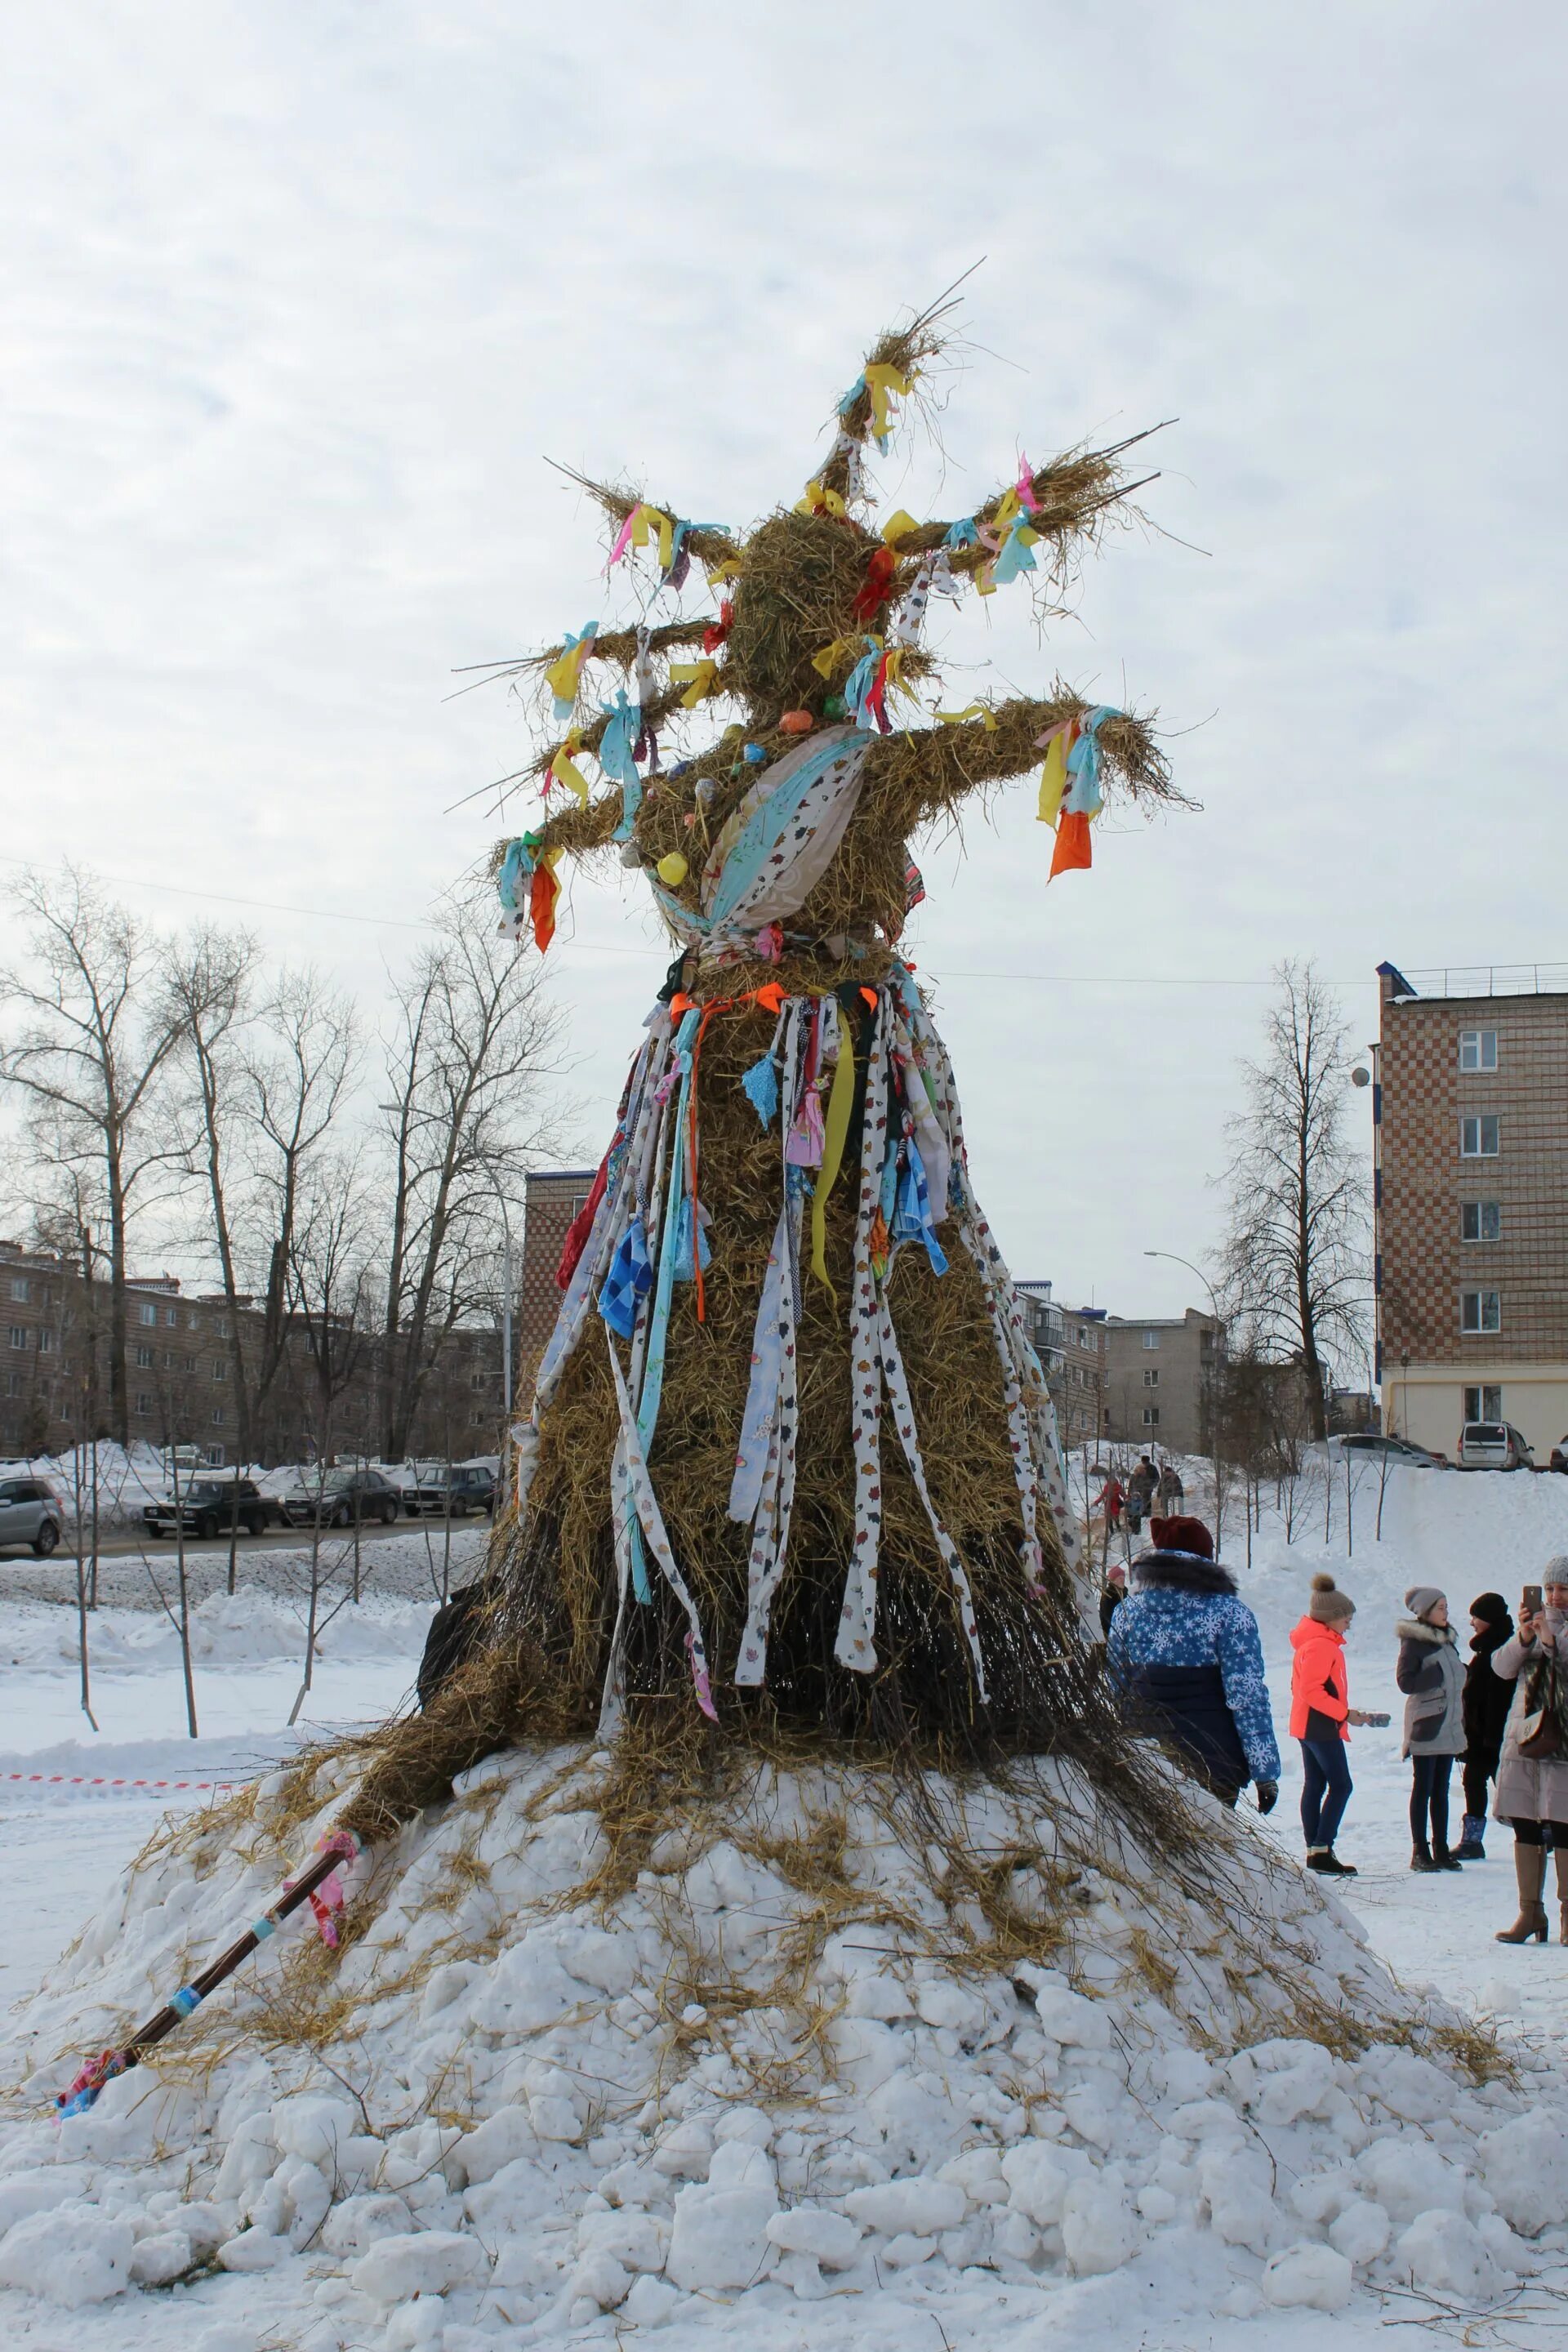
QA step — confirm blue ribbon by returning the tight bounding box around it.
[943,516,979,550]
[893,1134,949,1276]
[742,1053,780,1128]
[842,643,883,733]
[706,733,864,929]
[1065,706,1116,817]
[991,516,1037,586]
[599,1215,653,1340]
[497,837,536,913]
[599,691,644,841]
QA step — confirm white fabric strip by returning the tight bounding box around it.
[734,1004,805,1686]
[605,1334,718,1721]
[834,992,890,1673]
[876,1299,989,1699]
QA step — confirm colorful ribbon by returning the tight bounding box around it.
[544,624,598,718]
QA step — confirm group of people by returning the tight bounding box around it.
[1101,1519,1568,1945]
[1095,1454,1183,1541]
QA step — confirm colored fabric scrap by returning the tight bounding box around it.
[558,1160,610,1290]
[529,848,564,951]
[544,624,598,718]
[670,657,722,706]
[852,544,898,623]
[598,1214,653,1339]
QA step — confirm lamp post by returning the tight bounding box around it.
[1143,1249,1227,1546]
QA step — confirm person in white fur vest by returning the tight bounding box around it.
[1395,1586,1466,1873]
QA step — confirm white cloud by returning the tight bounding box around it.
[1,0,1562,1320]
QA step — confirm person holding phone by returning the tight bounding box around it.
[1396,1588,1467,1871]
[1454,1592,1516,1859]
[1490,1564,1568,1943]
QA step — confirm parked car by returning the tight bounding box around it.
[401,1461,494,1517]
[1457,1421,1535,1472]
[143,1477,278,1541]
[0,1476,65,1557]
[1549,1436,1568,1474]
[278,1467,404,1530]
[1330,1432,1444,1468]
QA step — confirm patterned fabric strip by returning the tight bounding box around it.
[876,1298,989,1699]
[734,1004,806,1686]
[596,1429,635,1737]
[605,1335,718,1721]
[835,992,890,1673]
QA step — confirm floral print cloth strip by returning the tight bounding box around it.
[604,1334,718,1722]
[875,1298,988,1697]
[733,1008,807,1686]
[835,993,892,1673]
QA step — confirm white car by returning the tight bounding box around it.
[1457,1421,1534,1472]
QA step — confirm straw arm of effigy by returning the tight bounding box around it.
[892,434,1164,581]
[862,695,1183,838]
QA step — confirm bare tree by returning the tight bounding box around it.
[375,892,568,1461]
[0,870,187,1443]
[165,924,261,1460]
[1217,960,1369,1442]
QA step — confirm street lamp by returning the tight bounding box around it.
[1143,1249,1227,1541]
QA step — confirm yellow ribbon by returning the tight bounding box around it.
[880,647,919,713]
[795,479,848,520]
[706,557,742,586]
[670,658,721,707]
[991,484,1022,532]
[880,508,920,546]
[810,634,875,680]
[1036,725,1070,826]
[810,1025,858,1302]
[543,639,593,710]
[936,703,999,731]
[862,363,911,442]
[549,728,591,809]
[630,503,675,572]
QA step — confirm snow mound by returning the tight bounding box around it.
[0,1740,1561,2336]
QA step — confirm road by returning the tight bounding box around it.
[0,1517,492,1609]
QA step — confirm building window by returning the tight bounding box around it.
[163,1349,177,1369]
[8,1277,28,1303]
[135,1344,154,1368]
[185,1354,197,1373]
[37,1329,56,1353]
[138,1302,158,1326]
[3,1372,21,1397]
[1459,1030,1498,1072]
[212,1360,227,1382]
[135,1390,154,1414]
[214,1316,229,1337]
[1460,1290,1501,1334]
[7,1327,26,1351]
[1142,1405,1160,1427]
[1461,1201,1502,1243]
[1142,1330,1160,1350]
[1464,1384,1503,1423]
[1460,1116,1500,1157]
[164,1305,178,1327]
[1143,1368,1160,1388]
[211,1406,226,1427]
[188,1312,201,1330]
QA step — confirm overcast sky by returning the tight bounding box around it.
[3,3,1563,1332]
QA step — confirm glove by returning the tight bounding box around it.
[1254,1780,1279,1815]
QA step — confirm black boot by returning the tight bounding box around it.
[1410,1841,1440,1873]
[1309,1847,1357,1877]
[1432,1844,1463,1872]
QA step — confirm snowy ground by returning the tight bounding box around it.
[2,1471,1567,2347]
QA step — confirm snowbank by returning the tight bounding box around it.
[2,1738,1563,2341]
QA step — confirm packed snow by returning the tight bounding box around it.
[2,1459,1568,2350]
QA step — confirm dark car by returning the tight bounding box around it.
[402,1461,496,1518]
[0,1476,66,1557]
[279,1468,403,1530]
[1332,1433,1444,1468]
[143,1477,278,1541]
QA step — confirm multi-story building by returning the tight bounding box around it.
[517,1169,600,1401]
[1014,1281,1106,1451]
[0,1237,509,1468]
[1374,962,1568,1457]
[1102,1309,1223,1456]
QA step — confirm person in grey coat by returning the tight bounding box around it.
[1396,1585,1466,1872]
[1491,1561,1568,1944]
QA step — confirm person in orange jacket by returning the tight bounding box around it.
[1289,1574,1374,1877]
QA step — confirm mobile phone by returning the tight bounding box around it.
[1523,1585,1543,1615]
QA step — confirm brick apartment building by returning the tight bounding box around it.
[0,1237,508,1467]
[1374,962,1568,1457]
[1102,1309,1223,1456]
[516,1169,599,1403]
[1016,1281,1107,1450]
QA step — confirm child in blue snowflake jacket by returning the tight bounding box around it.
[1105,1514,1281,1812]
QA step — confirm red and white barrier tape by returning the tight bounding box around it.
[3,1771,240,1794]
